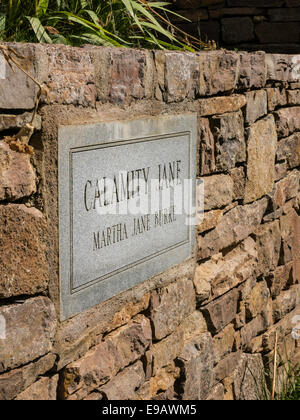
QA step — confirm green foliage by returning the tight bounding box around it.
[259,354,300,401]
[0,0,201,50]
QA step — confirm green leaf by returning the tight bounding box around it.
[52,34,69,45]
[71,32,122,47]
[27,16,53,43]
[79,0,89,9]
[36,0,49,17]
[0,14,6,33]
[121,0,144,33]
[84,10,99,25]
[121,0,135,17]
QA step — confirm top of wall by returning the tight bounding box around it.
[0,43,299,111]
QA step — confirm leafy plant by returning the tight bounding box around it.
[258,335,300,401]
[0,0,214,50]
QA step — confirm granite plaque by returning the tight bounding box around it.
[59,114,197,319]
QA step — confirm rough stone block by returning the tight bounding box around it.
[45,44,96,106]
[164,52,199,102]
[244,115,277,204]
[199,117,216,176]
[109,49,147,104]
[178,332,214,400]
[213,324,235,363]
[0,205,48,298]
[195,237,258,302]
[245,90,267,125]
[287,89,300,105]
[262,309,300,353]
[214,351,243,383]
[274,107,300,138]
[238,51,266,89]
[266,54,300,82]
[253,221,281,276]
[198,51,239,96]
[233,353,264,400]
[202,288,239,334]
[0,353,56,400]
[230,167,246,200]
[210,110,246,171]
[198,198,268,259]
[256,22,300,44]
[100,361,145,400]
[0,44,40,109]
[202,174,234,211]
[0,113,41,132]
[15,375,59,400]
[150,278,195,340]
[109,293,150,332]
[267,262,294,299]
[277,133,300,169]
[177,311,208,343]
[244,280,271,320]
[240,312,273,351]
[266,87,287,111]
[206,383,225,400]
[275,162,288,182]
[273,286,300,322]
[197,209,224,235]
[198,95,246,117]
[134,363,179,401]
[146,329,184,377]
[273,170,300,209]
[0,297,56,372]
[61,315,151,399]
[268,8,300,22]
[0,141,36,202]
[280,208,300,267]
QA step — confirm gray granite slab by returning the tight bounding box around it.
[58,114,197,320]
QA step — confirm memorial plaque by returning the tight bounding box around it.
[59,114,197,319]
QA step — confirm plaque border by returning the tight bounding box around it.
[69,132,190,294]
[58,114,197,320]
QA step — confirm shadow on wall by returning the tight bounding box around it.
[171,0,300,53]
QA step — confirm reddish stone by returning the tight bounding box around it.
[0,205,48,298]
[274,107,300,138]
[0,353,56,400]
[45,45,97,106]
[165,52,199,102]
[15,375,59,400]
[198,198,268,259]
[110,49,147,104]
[0,297,57,372]
[0,141,36,201]
[277,133,300,169]
[178,333,214,400]
[199,118,216,176]
[61,315,151,399]
[100,361,145,400]
[202,289,239,334]
[199,51,239,96]
[150,278,195,340]
[253,221,281,276]
[238,52,266,89]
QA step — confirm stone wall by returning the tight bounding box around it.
[0,44,299,400]
[171,0,300,53]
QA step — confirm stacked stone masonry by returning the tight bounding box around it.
[0,43,299,400]
[171,0,300,53]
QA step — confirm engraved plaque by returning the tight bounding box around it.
[59,114,197,319]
